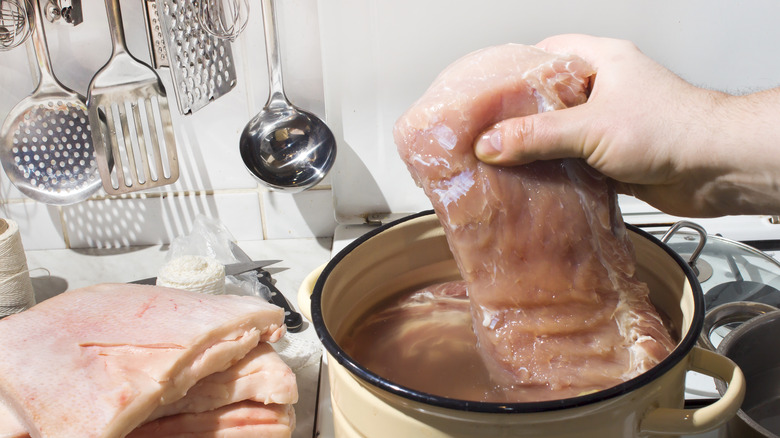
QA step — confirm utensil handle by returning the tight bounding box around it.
[261,0,288,109]
[103,0,128,54]
[29,0,60,91]
[639,346,745,435]
[297,263,326,322]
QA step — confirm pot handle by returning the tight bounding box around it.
[297,263,326,322]
[660,221,707,268]
[639,346,745,435]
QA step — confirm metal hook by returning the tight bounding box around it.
[44,0,81,25]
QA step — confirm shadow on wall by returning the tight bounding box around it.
[64,192,220,249]
[280,141,374,245]
[327,138,390,224]
[51,98,225,249]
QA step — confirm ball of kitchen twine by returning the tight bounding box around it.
[0,219,36,318]
[156,255,226,295]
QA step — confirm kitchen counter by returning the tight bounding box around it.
[23,237,333,438]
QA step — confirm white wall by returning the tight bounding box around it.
[318,0,780,223]
[4,0,780,249]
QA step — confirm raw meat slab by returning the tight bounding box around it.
[147,342,298,421]
[0,283,285,438]
[127,401,295,438]
[0,404,26,438]
[394,44,676,399]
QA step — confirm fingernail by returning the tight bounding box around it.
[476,129,502,157]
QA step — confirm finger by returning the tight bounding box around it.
[474,104,590,166]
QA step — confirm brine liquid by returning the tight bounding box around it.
[340,281,641,403]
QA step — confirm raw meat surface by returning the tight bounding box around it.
[0,343,296,438]
[0,283,285,438]
[127,401,295,438]
[147,342,298,421]
[0,403,25,438]
[394,44,676,398]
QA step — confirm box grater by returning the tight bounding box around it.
[156,0,237,115]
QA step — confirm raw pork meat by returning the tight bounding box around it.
[0,342,297,438]
[0,283,286,438]
[0,405,25,438]
[146,342,298,421]
[127,401,295,438]
[394,44,676,398]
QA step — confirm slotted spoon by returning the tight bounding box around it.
[87,0,178,195]
[0,0,101,205]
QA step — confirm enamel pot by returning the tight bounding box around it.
[299,211,745,438]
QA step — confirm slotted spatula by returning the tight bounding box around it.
[87,0,178,195]
[0,0,101,205]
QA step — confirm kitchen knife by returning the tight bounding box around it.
[228,242,304,332]
[255,267,304,333]
[130,260,281,285]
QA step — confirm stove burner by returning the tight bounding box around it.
[705,281,780,310]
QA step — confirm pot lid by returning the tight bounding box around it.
[660,221,780,400]
[659,221,780,311]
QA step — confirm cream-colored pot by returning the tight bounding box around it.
[299,211,745,438]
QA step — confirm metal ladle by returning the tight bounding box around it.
[239,0,336,193]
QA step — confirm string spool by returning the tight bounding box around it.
[0,218,36,318]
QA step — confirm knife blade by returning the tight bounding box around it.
[229,242,303,333]
[130,260,281,285]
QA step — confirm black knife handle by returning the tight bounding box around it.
[257,270,303,333]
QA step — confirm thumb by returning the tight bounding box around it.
[474,105,589,166]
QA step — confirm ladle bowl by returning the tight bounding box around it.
[240,0,336,192]
[240,104,336,193]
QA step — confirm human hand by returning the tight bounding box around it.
[474,34,736,217]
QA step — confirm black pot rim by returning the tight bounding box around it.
[312,210,705,413]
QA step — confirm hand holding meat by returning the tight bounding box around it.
[395,44,675,400]
[474,34,780,217]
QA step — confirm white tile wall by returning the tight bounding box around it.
[263,188,338,239]
[0,0,337,249]
[0,200,65,249]
[61,191,266,248]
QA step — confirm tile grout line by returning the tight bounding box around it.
[0,185,331,205]
[58,206,71,249]
[258,188,269,240]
